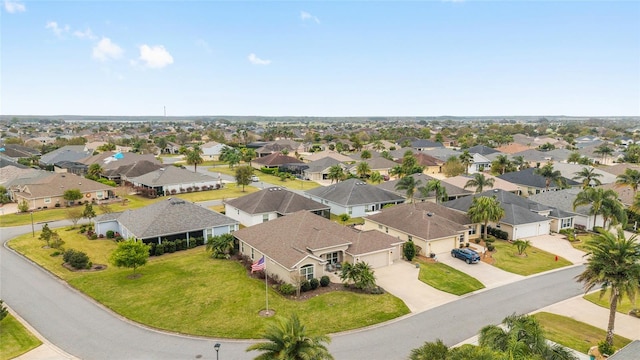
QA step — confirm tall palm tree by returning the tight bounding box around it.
[479,314,577,360]
[594,143,614,164]
[419,179,448,204]
[575,229,640,347]
[464,173,495,193]
[355,161,371,179]
[567,151,582,164]
[327,164,345,184]
[186,145,203,172]
[573,187,626,230]
[369,171,383,184]
[467,196,505,240]
[491,154,511,175]
[572,167,603,189]
[246,313,334,360]
[615,168,640,195]
[459,150,473,175]
[395,176,422,203]
[220,146,241,168]
[86,163,104,180]
[511,155,528,170]
[534,163,567,190]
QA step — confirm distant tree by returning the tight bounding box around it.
[442,156,465,177]
[39,223,54,247]
[185,145,204,172]
[594,143,614,164]
[459,150,473,175]
[615,168,640,195]
[372,140,385,151]
[538,142,555,151]
[395,176,422,203]
[369,171,383,184]
[360,150,372,160]
[97,142,116,152]
[219,146,241,168]
[573,167,603,189]
[327,164,346,184]
[401,151,424,176]
[623,144,640,163]
[490,155,512,175]
[241,148,257,165]
[511,155,529,170]
[109,239,150,276]
[63,189,83,206]
[380,150,392,160]
[234,165,253,192]
[567,151,582,164]
[0,186,11,204]
[464,173,495,193]
[467,196,505,240]
[420,179,448,204]
[534,163,567,190]
[82,203,96,221]
[573,187,626,230]
[356,161,371,179]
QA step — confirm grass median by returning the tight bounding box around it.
[584,289,638,315]
[0,314,42,360]
[209,166,321,191]
[490,240,572,276]
[416,258,485,295]
[8,229,409,338]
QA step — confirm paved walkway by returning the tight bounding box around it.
[525,234,588,264]
[375,260,457,313]
[437,251,525,289]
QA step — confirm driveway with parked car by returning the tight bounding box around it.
[439,250,524,289]
[451,248,481,264]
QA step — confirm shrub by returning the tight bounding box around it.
[320,275,330,287]
[50,250,63,257]
[628,308,640,318]
[195,237,205,246]
[598,340,616,356]
[188,239,197,249]
[487,244,495,252]
[164,241,176,253]
[98,234,105,239]
[279,283,295,295]
[310,278,320,290]
[90,234,98,240]
[148,243,156,256]
[64,249,90,269]
[106,230,115,239]
[403,240,416,261]
[300,280,311,292]
[369,286,385,295]
[155,243,165,256]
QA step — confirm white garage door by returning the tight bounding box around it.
[360,251,389,268]
[429,238,456,255]
[514,222,550,239]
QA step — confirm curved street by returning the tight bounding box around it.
[1,221,586,360]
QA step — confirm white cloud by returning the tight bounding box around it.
[46,21,70,37]
[300,11,320,24]
[4,0,25,13]
[73,28,97,40]
[92,37,124,61]
[248,53,271,65]
[138,44,174,69]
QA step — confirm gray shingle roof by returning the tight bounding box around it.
[468,145,499,155]
[225,187,329,215]
[95,198,237,239]
[528,188,590,216]
[128,166,214,186]
[497,168,580,189]
[40,145,92,166]
[376,173,471,200]
[305,178,405,206]
[304,157,342,173]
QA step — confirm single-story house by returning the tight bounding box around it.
[468,145,500,156]
[302,150,353,163]
[376,173,472,202]
[497,167,580,196]
[39,145,92,167]
[233,210,404,285]
[443,189,575,239]
[363,202,480,256]
[414,152,444,174]
[305,178,405,217]
[347,157,399,177]
[128,166,220,196]
[224,187,330,226]
[440,174,521,194]
[303,157,345,181]
[94,198,238,244]
[255,140,304,157]
[201,141,226,160]
[251,152,303,170]
[529,188,604,230]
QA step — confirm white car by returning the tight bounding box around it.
[251,175,259,182]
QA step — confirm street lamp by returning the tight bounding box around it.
[214,343,220,360]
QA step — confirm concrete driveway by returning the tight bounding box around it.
[375,260,457,313]
[438,251,525,289]
[524,234,587,264]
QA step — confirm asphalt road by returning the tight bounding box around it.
[1,221,585,360]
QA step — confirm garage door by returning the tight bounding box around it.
[429,238,456,255]
[514,222,550,239]
[360,251,389,268]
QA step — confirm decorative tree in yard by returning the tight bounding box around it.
[235,165,253,192]
[63,189,83,206]
[420,179,448,204]
[575,229,640,347]
[615,168,640,195]
[463,173,495,193]
[39,223,54,247]
[82,203,96,222]
[467,196,505,241]
[206,233,235,259]
[185,144,204,172]
[573,187,626,230]
[246,313,333,360]
[572,167,603,189]
[395,176,422,203]
[110,239,151,276]
[534,163,567,191]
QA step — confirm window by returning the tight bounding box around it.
[468,226,476,235]
[236,209,240,215]
[44,198,51,204]
[262,214,269,223]
[241,243,244,253]
[408,235,413,241]
[96,191,104,199]
[300,264,314,280]
[561,218,573,228]
[378,224,382,230]
[326,252,339,265]
[348,207,353,215]
[459,234,465,243]
[251,248,254,259]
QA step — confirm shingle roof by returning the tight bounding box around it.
[253,153,302,166]
[346,230,404,255]
[423,148,462,162]
[414,152,444,166]
[608,340,640,360]
[468,145,499,155]
[39,145,92,165]
[128,166,214,186]
[304,157,343,173]
[528,188,591,216]
[510,149,551,162]
[305,178,405,206]
[303,151,353,163]
[411,140,444,149]
[351,157,398,171]
[233,211,399,268]
[366,202,470,240]
[497,168,580,189]
[441,174,521,193]
[11,172,113,199]
[105,160,164,179]
[95,198,237,239]
[376,173,471,200]
[225,187,329,215]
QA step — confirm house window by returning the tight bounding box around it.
[96,191,104,199]
[348,207,352,215]
[44,198,51,204]
[300,264,314,280]
[459,234,465,243]
[236,209,240,215]
[468,226,476,235]
[561,218,573,228]
[408,235,413,241]
[251,248,254,259]
[326,252,339,265]
[241,243,244,253]
[262,214,269,223]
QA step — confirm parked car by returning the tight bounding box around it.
[451,248,480,264]
[251,175,260,182]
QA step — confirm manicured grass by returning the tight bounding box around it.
[209,205,226,213]
[173,183,259,202]
[533,312,631,354]
[8,229,409,338]
[490,240,572,276]
[0,314,42,360]
[416,259,484,295]
[329,214,365,226]
[584,290,638,315]
[209,166,321,190]
[570,234,592,252]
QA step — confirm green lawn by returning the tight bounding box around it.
[416,259,485,295]
[584,290,639,315]
[329,214,365,226]
[8,229,409,338]
[570,234,592,252]
[173,183,259,202]
[209,166,321,191]
[0,314,42,360]
[490,240,572,276]
[533,312,631,354]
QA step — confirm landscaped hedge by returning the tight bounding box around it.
[147,236,205,257]
[483,225,509,240]
[63,249,91,269]
[260,167,278,175]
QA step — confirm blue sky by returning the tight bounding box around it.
[2,1,639,117]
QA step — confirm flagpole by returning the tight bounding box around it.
[265,257,269,314]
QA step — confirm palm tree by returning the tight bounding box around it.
[372,140,385,151]
[369,171,383,184]
[86,163,104,180]
[575,229,640,347]
[534,163,567,190]
[573,187,626,230]
[395,176,422,203]
[491,154,511,175]
[205,233,234,259]
[241,148,257,166]
[220,146,241,168]
[459,150,473,175]
[356,161,371,179]
[567,151,582,164]
[594,143,614,164]
[464,173,495,193]
[360,150,372,160]
[467,196,505,240]
[419,179,448,204]
[246,313,334,360]
[615,168,640,195]
[572,167,603,189]
[327,164,345,184]
[512,155,528,170]
[479,314,577,360]
[186,145,203,172]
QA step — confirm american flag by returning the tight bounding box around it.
[251,256,265,273]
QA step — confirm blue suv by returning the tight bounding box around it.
[451,248,481,264]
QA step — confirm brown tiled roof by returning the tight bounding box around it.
[225,187,329,215]
[346,230,403,256]
[366,202,469,240]
[599,163,640,177]
[253,153,302,166]
[601,183,636,206]
[13,173,113,199]
[414,152,444,166]
[495,143,535,154]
